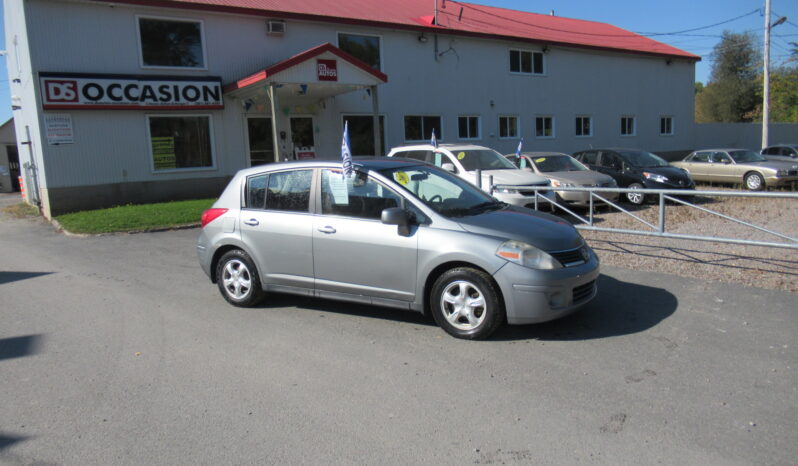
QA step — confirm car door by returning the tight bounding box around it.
[312,168,418,304]
[684,151,711,180]
[239,169,315,293]
[597,151,630,186]
[710,151,736,183]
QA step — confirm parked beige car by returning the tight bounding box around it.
[506,152,618,207]
[673,149,798,190]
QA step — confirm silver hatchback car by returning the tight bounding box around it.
[197,158,599,340]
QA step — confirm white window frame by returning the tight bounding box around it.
[336,31,384,72]
[457,115,481,140]
[137,15,208,71]
[509,48,545,75]
[660,116,675,136]
[535,115,555,139]
[146,114,217,174]
[620,115,636,137]
[403,115,442,142]
[498,115,520,139]
[575,115,593,138]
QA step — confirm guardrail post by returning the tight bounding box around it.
[475,169,482,189]
[589,192,594,225]
[658,192,666,233]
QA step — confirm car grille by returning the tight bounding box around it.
[788,170,798,176]
[572,280,596,303]
[518,188,549,195]
[550,247,587,267]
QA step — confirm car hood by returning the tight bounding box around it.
[762,155,798,163]
[456,205,583,252]
[466,169,549,187]
[636,165,692,182]
[743,160,798,170]
[545,171,614,186]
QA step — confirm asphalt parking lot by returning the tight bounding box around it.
[1,201,796,465]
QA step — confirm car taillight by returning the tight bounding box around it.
[201,208,228,228]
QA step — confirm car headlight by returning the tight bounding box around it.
[643,172,668,183]
[496,240,562,269]
[551,180,575,188]
[494,187,520,194]
[776,169,788,177]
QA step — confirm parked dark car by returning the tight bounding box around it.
[761,144,798,163]
[572,148,694,204]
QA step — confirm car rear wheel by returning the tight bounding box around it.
[216,249,265,307]
[626,183,645,205]
[744,172,765,191]
[430,268,504,340]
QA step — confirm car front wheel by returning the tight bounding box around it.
[430,268,504,340]
[216,249,265,307]
[744,172,765,191]
[626,183,645,205]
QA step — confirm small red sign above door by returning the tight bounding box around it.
[317,59,338,81]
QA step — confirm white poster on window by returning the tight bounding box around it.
[44,113,74,145]
[328,175,349,205]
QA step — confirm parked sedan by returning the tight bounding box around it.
[505,152,619,207]
[673,148,798,190]
[572,148,694,204]
[198,158,599,340]
[761,144,798,163]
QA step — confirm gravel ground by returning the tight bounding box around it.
[566,188,798,293]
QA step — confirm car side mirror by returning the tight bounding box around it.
[381,207,411,236]
[721,159,730,164]
[441,162,456,173]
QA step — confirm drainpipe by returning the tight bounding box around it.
[267,83,281,163]
[370,85,382,156]
[21,125,41,206]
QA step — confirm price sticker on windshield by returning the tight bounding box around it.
[457,152,466,160]
[394,171,410,185]
[535,158,546,163]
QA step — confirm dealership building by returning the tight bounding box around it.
[4,0,699,217]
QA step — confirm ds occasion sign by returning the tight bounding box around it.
[39,72,224,110]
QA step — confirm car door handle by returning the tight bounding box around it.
[317,226,336,234]
[243,218,259,226]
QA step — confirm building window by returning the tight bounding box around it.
[458,116,481,140]
[498,116,519,139]
[575,116,592,137]
[138,17,206,68]
[660,116,674,135]
[621,116,635,136]
[342,115,385,155]
[148,115,213,171]
[338,33,381,70]
[509,49,544,74]
[535,116,554,138]
[404,116,441,141]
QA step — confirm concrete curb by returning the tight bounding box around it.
[50,217,201,237]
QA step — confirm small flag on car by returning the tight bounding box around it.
[430,129,438,149]
[341,121,353,177]
[516,137,523,158]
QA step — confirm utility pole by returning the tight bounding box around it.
[762,0,772,149]
[762,0,787,149]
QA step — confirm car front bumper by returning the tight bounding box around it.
[492,249,600,325]
[558,189,620,206]
[494,189,557,209]
[766,175,798,187]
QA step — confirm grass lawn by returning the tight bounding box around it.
[55,198,215,234]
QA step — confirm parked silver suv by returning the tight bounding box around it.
[197,158,599,340]
[386,144,556,209]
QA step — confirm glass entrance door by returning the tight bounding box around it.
[289,117,315,155]
[246,117,274,166]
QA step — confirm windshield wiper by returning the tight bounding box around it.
[468,201,505,214]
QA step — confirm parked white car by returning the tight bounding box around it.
[387,144,555,209]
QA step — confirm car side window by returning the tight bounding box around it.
[246,174,269,209]
[600,152,623,171]
[579,151,597,165]
[401,150,433,163]
[710,152,728,163]
[321,169,403,220]
[692,152,710,163]
[264,169,312,212]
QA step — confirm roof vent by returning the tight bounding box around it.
[267,20,286,36]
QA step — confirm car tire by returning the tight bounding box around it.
[744,172,765,191]
[216,249,265,307]
[625,183,645,205]
[430,267,504,340]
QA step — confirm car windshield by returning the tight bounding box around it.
[617,150,669,168]
[453,149,518,171]
[379,164,502,218]
[527,155,587,172]
[729,150,766,163]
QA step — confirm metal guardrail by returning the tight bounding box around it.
[527,187,798,250]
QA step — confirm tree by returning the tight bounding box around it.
[748,66,798,122]
[695,31,761,122]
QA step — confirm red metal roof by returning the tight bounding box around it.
[106,0,700,60]
[225,43,388,92]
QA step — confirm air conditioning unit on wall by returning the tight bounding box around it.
[267,20,286,36]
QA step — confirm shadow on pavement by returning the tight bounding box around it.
[256,294,434,326]
[493,274,677,341]
[0,433,29,451]
[0,335,45,361]
[0,272,54,285]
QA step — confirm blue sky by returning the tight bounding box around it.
[2,0,797,124]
